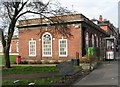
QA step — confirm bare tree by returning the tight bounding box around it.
[0,0,73,68]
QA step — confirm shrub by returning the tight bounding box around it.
[80,58,88,63]
[53,60,60,64]
[29,61,42,64]
[36,61,42,64]
[44,60,50,64]
[20,61,28,64]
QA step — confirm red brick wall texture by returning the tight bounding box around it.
[10,39,19,53]
[19,26,82,61]
[18,14,106,62]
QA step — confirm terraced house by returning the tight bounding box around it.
[18,14,108,63]
[92,15,119,60]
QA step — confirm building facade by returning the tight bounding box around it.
[9,36,19,55]
[0,35,19,55]
[18,14,108,63]
[92,15,119,60]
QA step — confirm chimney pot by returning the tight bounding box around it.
[99,15,102,22]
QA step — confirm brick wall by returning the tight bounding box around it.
[10,38,19,53]
[19,25,82,61]
[18,14,108,62]
[19,14,82,27]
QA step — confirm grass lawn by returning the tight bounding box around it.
[2,77,61,86]
[2,66,59,75]
[0,55,16,65]
[2,66,61,86]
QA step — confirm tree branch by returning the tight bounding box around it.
[16,11,30,20]
[14,2,20,14]
[18,0,29,13]
[3,3,12,20]
[16,10,45,20]
[38,0,50,13]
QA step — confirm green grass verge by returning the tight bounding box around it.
[2,66,59,75]
[0,55,16,65]
[2,77,61,86]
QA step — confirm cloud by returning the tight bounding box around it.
[59,0,119,27]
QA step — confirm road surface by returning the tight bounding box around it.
[73,51,119,86]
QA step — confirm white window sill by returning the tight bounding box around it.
[42,55,52,57]
[59,55,68,57]
[29,55,36,57]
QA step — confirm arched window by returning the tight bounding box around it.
[85,32,89,48]
[42,32,52,57]
[96,36,99,47]
[92,34,94,47]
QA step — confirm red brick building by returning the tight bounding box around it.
[10,36,19,55]
[92,15,119,60]
[0,35,19,55]
[18,14,108,63]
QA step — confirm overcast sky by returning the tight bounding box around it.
[58,0,119,28]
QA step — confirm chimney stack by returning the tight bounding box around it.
[99,15,102,22]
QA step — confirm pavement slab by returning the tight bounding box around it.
[73,61,118,86]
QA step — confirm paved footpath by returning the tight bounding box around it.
[73,61,118,86]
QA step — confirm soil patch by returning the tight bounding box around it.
[53,69,91,85]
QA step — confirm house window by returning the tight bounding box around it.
[29,39,36,56]
[100,37,102,47]
[59,39,68,57]
[96,36,99,47]
[85,32,89,48]
[92,34,94,47]
[42,32,52,57]
[16,42,19,52]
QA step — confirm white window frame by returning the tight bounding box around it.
[29,39,36,57]
[92,34,95,47]
[85,32,89,48]
[59,39,68,57]
[42,32,52,57]
[96,36,99,47]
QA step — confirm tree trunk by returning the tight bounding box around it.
[3,42,11,68]
[4,48,11,68]
[1,29,11,68]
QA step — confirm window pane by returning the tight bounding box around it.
[85,33,89,47]
[92,34,94,47]
[29,40,36,56]
[42,33,52,56]
[59,39,67,57]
